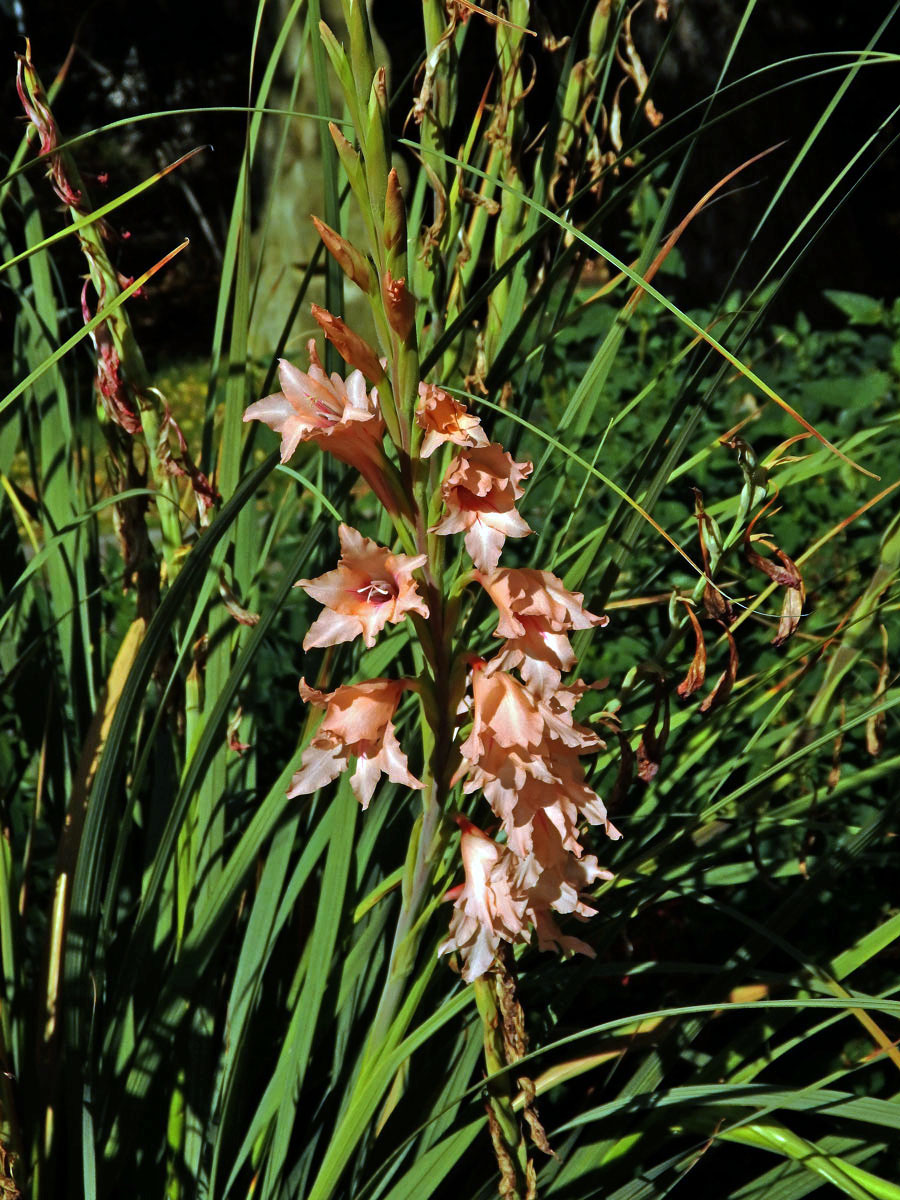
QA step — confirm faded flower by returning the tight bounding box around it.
[514,814,612,958]
[438,820,528,983]
[439,816,613,982]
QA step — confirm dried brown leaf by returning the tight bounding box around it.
[676,599,707,697]
[774,575,805,646]
[699,624,738,713]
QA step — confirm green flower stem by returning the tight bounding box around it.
[362,774,445,1066]
[319,0,464,1149]
[370,369,405,455]
[395,339,421,435]
[362,549,457,1077]
[473,974,532,1200]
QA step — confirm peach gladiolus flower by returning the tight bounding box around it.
[515,814,612,958]
[415,383,489,459]
[462,740,620,857]
[287,678,422,808]
[431,443,532,572]
[439,817,613,981]
[438,820,528,982]
[460,668,603,763]
[243,341,401,514]
[296,524,429,650]
[477,568,608,694]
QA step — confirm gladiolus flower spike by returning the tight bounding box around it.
[244,287,619,987]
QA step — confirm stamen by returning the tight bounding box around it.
[357,579,395,605]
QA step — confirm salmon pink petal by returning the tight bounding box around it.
[243,392,299,433]
[349,720,423,809]
[297,679,330,707]
[475,671,543,749]
[349,755,382,810]
[478,568,603,631]
[243,340,402,511]
[278,358,326,414]
[463,510,532,573]
[438,824,529,982]
[530,916,596,960]
[370,720,424,791]
[299,567,365,610]
[488,625,575,696]
[286,739,345,798]
[430,509,470,537]
[349,724,423,809]
[290,678,421,805]
[474,569,607,689]
[303,610,368,650]
[318,684,403,744]
[343,369,374,411]
[462,520,506,575]
[432,442,533,571]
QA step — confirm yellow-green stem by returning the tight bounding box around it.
[473,973,532,1200]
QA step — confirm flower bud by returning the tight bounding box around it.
[311,216,372,293]
[588,0,614,60]
[371,66,388,124]
[381,271,415,342]
[310,304,384,384]
[328,122,364,192]
[383,168,407,256]
[365,68,389,150]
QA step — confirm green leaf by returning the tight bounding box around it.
[825,290,886,326]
